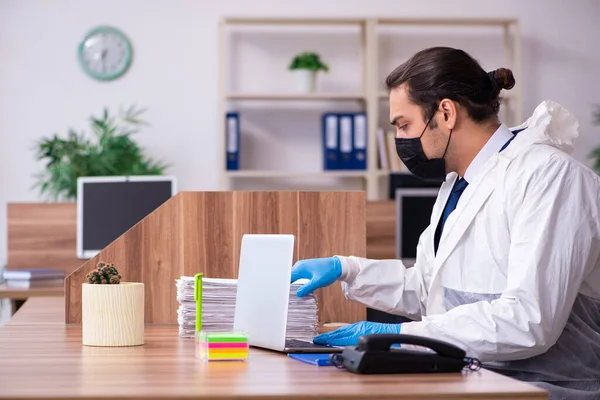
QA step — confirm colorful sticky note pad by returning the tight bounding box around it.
[196,331,249,361]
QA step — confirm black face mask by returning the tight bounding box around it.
[395,113,452,183]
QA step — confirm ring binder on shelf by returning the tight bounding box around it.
[339,113,354,170]
[226,112,239,170]
[352,112,367,170]
[322,113,339,170]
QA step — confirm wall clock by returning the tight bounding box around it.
[78,26,133,81]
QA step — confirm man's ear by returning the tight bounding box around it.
[438,99,457,130]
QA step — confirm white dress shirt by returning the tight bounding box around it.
[463,123,514,183]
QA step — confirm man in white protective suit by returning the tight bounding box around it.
[291,47,600,400]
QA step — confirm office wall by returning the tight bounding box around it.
[1,0,599,266]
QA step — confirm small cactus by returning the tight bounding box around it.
[86,261,122,284]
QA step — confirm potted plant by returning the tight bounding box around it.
[33,105,167,201]
[82,262,144,346]
[288,51,329,93]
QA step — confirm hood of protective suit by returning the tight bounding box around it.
[510,100,580,154]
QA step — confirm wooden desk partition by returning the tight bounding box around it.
[65,191,367,325]
[7,202,83,273]
[7,199,394,282]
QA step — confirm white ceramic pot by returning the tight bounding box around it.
[82,282,144,346]
[294,69,317,93]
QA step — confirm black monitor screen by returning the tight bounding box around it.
[399,195,437,259]
[82,180,173,250]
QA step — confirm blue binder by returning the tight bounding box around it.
[352,112,367,170]
[338,113,354,170]
[322,113,339,170]
[226,112,239,170]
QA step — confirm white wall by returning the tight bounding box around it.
[1,0,599,266]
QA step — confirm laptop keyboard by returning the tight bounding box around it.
[285,339,331,349]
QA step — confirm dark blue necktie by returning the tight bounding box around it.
[440,178,469,232]
[433,177,469,254]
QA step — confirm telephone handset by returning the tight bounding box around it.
[329,334,481,374]
[359,334,465,358]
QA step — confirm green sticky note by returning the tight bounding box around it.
[200,331,248,343]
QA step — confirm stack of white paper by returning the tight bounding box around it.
[175,276,319,340]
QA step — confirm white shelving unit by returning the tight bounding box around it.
[218,17,521,201]
[226,93,367,101]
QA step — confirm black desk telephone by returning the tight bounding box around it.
[329,334,481,374]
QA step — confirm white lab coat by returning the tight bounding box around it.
[336,101,600,398]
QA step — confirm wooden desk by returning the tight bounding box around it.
[0,281,64,315]
[0,283,64,300]
[0,297,546,400]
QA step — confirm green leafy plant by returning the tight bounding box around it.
[86,262,122,284]
[288,52,329,72]
[34,105,167,200]
[591,104,600,174]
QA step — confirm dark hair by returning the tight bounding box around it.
[385,47,515,125]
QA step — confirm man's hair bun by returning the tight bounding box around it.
[488,68,515,91]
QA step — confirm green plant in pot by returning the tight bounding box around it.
[34,105,167,201]
[288,52,329,93]
[590,104,600,174]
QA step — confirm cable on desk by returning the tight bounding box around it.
[464,357,482,371]
[329,353,346,369]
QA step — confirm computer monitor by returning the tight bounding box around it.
[76,175,177,259]
[395,187,440,266]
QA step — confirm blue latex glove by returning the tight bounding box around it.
[313,321,402,347]
[290,256,342,297]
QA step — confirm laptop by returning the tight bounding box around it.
[233,234,343,354]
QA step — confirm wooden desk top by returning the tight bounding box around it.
[0,282,64,299]
[0,297,547,400]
